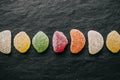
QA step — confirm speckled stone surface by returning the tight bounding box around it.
[0,0,120,80]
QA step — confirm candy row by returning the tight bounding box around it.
[0,29,119,55]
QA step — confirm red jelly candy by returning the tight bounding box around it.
[52,31,68,53]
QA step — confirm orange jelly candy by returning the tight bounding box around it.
[70,29,86,54]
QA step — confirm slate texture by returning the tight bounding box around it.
[0,0,120,80]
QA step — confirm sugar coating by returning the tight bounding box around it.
[70,29,86,54]
[0,30,11,54]
[32,31,49,53]
[14,31,31,53]
[106,30,120,53]
[52,31,68,53]
[88,30,104,55]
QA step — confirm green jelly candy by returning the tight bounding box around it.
[32,31,49,53]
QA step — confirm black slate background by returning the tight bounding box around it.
[0,0,120,80]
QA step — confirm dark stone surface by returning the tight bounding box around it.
[0,0,120,80]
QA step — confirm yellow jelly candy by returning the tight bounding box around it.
[106,30,120,53]
[14,31,31,53]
